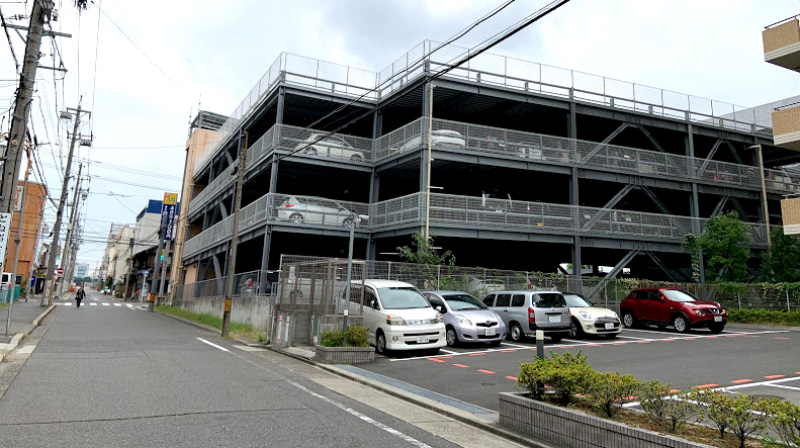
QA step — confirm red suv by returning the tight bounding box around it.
[620,288,727,334]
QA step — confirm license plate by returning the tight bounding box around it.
[417,336,429,344]
[714,316,722,322]
[605,323,614,330]
[548,315,561,323]
[485,328,496,336]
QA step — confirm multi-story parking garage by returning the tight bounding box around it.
[177,40,799,289]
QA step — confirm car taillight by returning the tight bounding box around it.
[528,307,535,323]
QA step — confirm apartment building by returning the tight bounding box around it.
[3,180,46,286]
[176,40,798,292]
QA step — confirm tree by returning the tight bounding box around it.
[760,226,800,282]
[396,232,460,290]
[682,211,751,282]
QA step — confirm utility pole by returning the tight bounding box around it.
[26,195,46,300]
[5,146,31,336]
[0,0,53,214]
[59,162,82,296]
[148,212,167,312]
[43,104,88,307]
[222,132,248,337]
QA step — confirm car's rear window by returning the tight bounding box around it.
[534,293,566,308]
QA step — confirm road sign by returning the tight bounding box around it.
[141,269,149,275]
[56,267,64,276]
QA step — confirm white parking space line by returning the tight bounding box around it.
[723,375,800,391]
[102,303,110,307]
[500,342,530,348]
[616,334,652,340]
[89,303,97,307]
[439,349,457,355]
[197,338,230,352]
[560,339,594,345]
[765,384,800,392]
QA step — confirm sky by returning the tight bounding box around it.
[1,0,799,274]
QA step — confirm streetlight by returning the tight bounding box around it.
[748,144,771,247]
[342,212,361,346]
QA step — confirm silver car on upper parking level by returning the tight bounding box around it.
[296,133,367,162]
[277,196,368,227]
[422,290,506,347]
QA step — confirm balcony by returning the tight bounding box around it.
[772,103,800,150]
[182,191,768,261]
[763,16,800,71]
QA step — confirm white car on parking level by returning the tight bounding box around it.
[397,129,466,152]
[277,196,368,227]
[295,133,366,162]
[563,292,621,339]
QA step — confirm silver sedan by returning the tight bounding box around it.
[422,290,506,347]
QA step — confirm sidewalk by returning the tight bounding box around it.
[0,295,53,344]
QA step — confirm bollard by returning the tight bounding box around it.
[536,330,544,360]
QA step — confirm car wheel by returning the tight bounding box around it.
[673,315,690,333]
[569,318,584,338]
[606,333,618,339]
[305,148,318,156]
[445,326,458,347]
[289,213,304,224]
[550,334,563,343]
[375,331,387,356]
[508,322,523,342]
[622,311,636,328]
[709,323,725,334]
[350,154,363,162]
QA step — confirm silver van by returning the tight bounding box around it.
[482,290,571,342]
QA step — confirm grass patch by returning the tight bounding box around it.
[0,303,7,310]
[155,305,266,341]
[728,309,800,326]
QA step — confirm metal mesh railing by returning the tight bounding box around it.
[273,124,373,163]
[183,189,768,262]
[174,270,280,301]
[192,40,774,178]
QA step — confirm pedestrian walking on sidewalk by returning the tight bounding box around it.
[75,286,86,308]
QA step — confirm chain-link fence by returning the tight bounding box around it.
[173,269,280,303]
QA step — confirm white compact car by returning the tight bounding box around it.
[562,292,621,339]
[397,129,466,152]
[277,196,368,227]
[295,133,366,162]
[345,279,446,355]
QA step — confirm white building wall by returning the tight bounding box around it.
[133,213,160,255]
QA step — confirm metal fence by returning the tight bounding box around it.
[182,190,768,260]
[173,269,280,302]
[192,39,774,177]
[192,118,799,215]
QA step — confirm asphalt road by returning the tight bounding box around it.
[360,325,800,411]
[0,290,469,448]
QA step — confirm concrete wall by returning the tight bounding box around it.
[179,294,272,332]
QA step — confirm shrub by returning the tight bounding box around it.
[639,381,695,432]
[584,371,640,418]
[762,398,800,448]
[345,326,370,347]
[728,394,767,448]
[688,389,734,440]
[517,358,549,400]
[728,309,800,326]
[318,326,370,348]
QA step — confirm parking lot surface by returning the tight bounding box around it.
[359,326,800,411]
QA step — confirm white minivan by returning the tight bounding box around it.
[346,279,446,356]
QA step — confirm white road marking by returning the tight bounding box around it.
[126,304,135,310]
[560,339,593,345]
[102,303,110,307]
[765,384,800,392]
[233,345,266,352]
[64,302,72,307]
[389,330,790,362]
[89,303,97,307]
[500,342,530,348]
[616,334,651,340]
[439,349,457,355]
[114,303,121,307]
[197,338,230,352]
[723,375,800,391]
[288,380,432,448]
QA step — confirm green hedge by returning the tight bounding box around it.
[727,309,800,326]
[319,326,370,347]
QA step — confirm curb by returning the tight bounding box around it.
[32,305,56,327]
[725,323,800,332]
[269,346,553,448]
[3,333,24,353]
